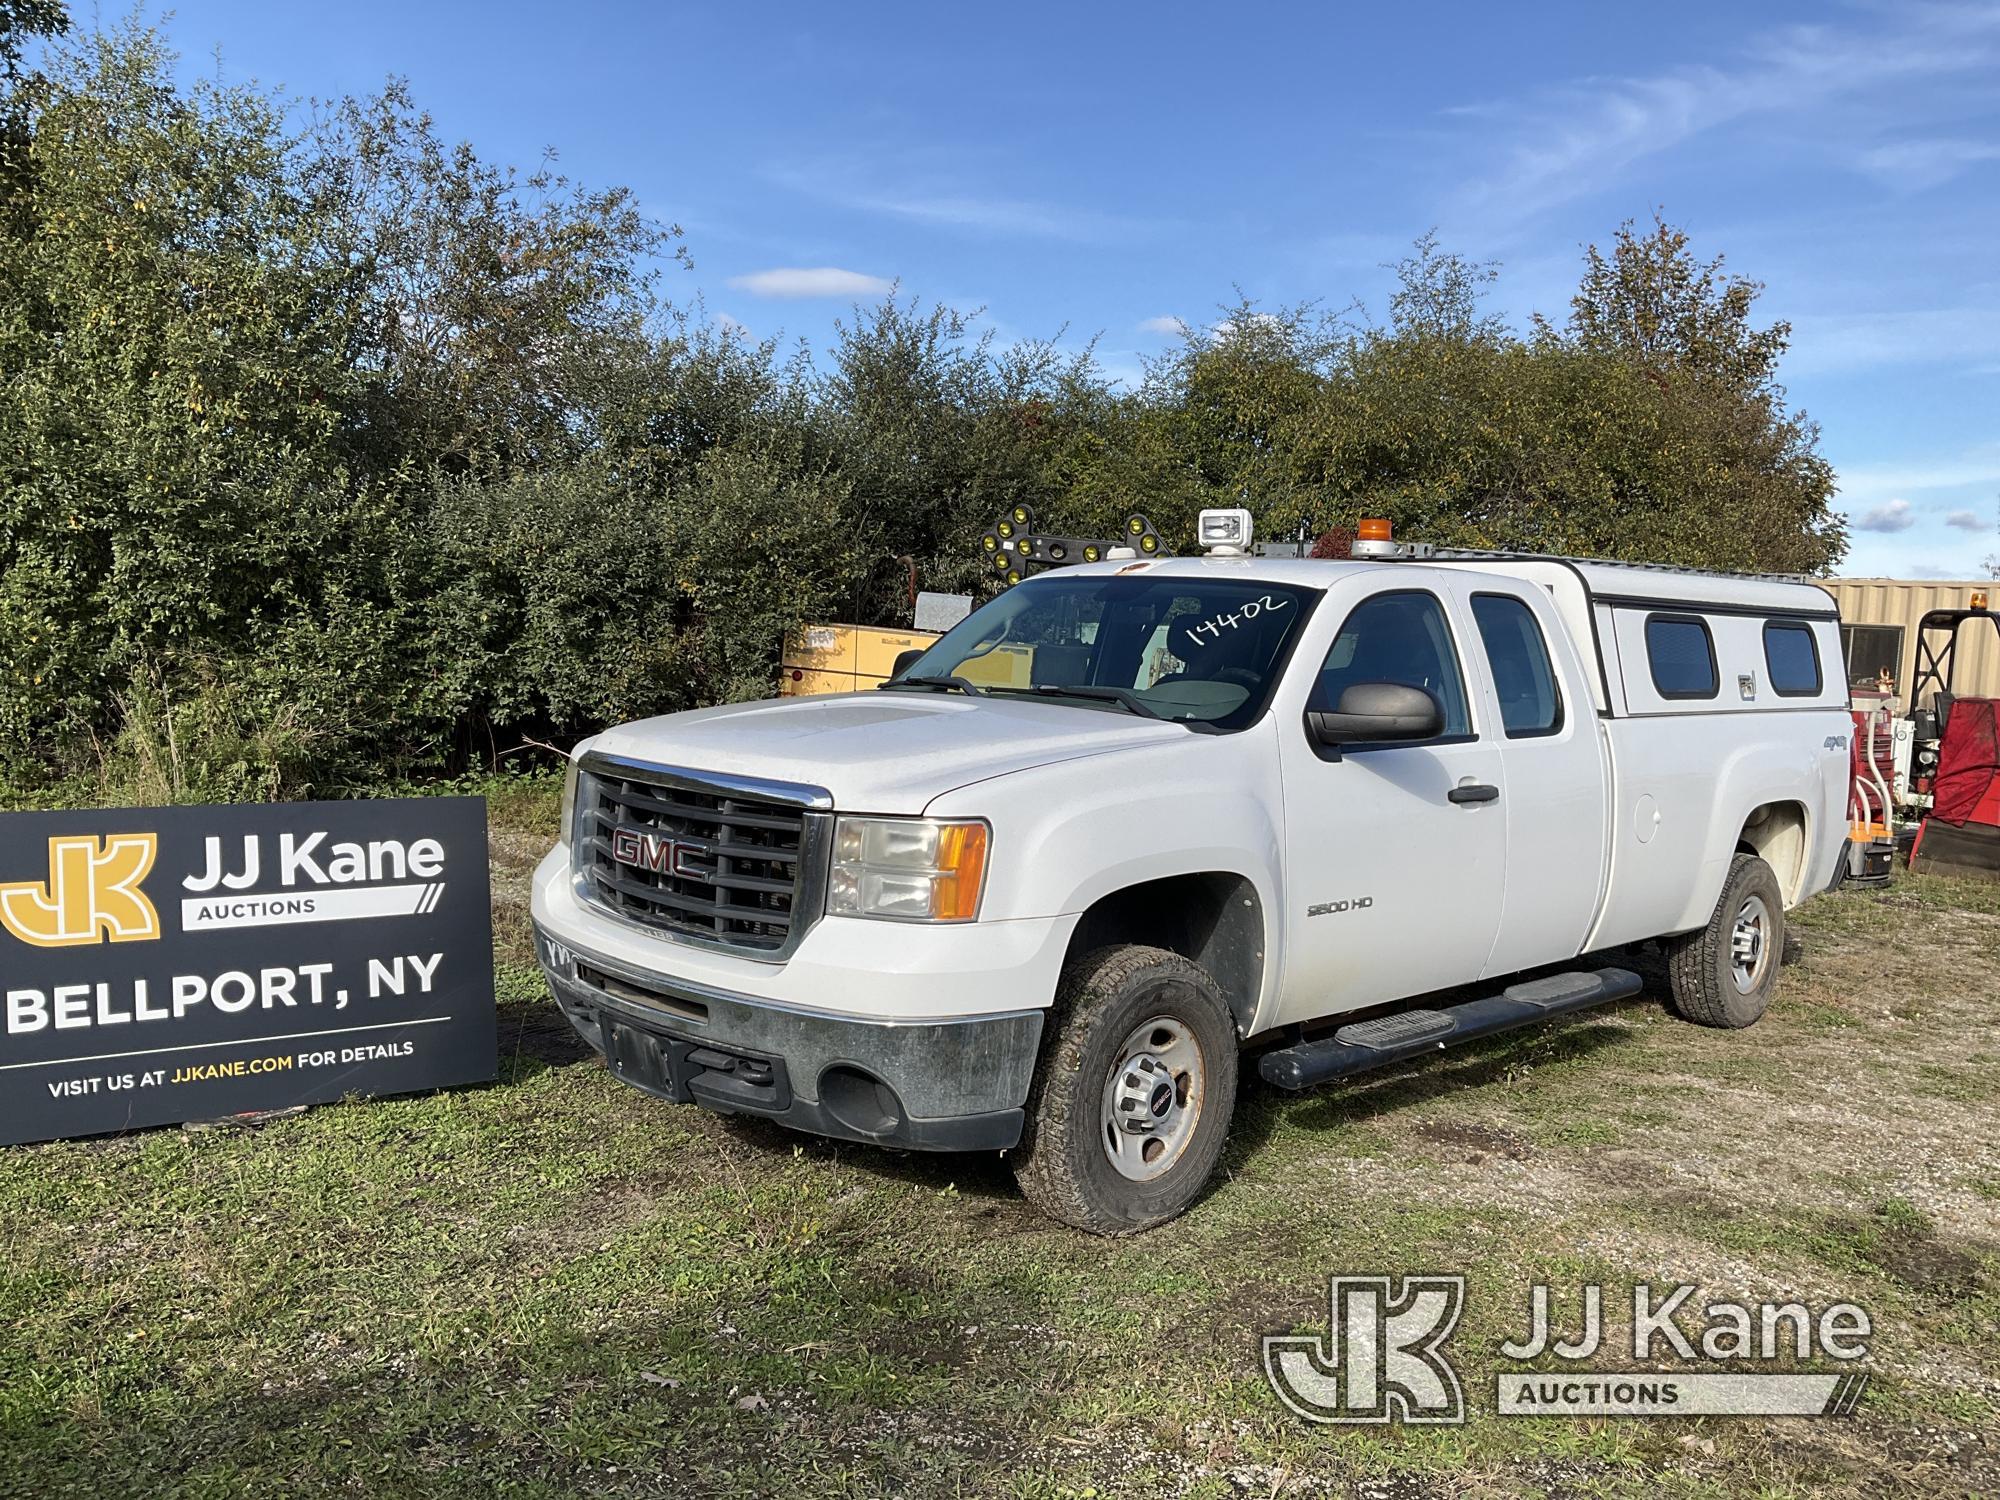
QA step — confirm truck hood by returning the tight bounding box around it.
[586,691,1188,811]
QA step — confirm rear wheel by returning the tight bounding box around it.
[1666,853,1785,1028]
[1011,945,1237,1235]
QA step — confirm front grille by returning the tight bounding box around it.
[580,766,813,953]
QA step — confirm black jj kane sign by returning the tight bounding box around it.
[0,798,496,1146]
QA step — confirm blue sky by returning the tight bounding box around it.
[147,0,2000,578]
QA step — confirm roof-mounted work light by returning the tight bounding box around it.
[1197,508,1253,556]
[974,506,1170,586]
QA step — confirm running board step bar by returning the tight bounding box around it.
[1257,967,1644,1091]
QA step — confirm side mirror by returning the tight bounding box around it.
[890,648,926,679]
[1307,682,1443,750]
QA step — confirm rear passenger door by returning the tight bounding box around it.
[1465,586,1610,975]
[1275,580,1507,1022]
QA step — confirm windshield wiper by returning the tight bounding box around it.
[879,674,986,696]
[1002,683,1167,720]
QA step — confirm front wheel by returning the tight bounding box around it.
[1665,852,1785,1028]
[1011,945,1238,1235]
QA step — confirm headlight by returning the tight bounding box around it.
[828,816,989,922]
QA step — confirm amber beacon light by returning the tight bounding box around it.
[1351,516,1417,560]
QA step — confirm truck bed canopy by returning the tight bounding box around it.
[1428,554,1838,714]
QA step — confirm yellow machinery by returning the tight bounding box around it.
[778,624,1036,697]
[777,506,1166,699]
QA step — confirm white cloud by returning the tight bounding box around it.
[1452,8,2000,225]
[764,161,1151,243]
[1856,137,2000,191]
[726,267,894,299]
[1946,508,1989,531]
[859,193,1075,237]
[1834,444,2000,512]
[1784,301,2000,376]
[1209,311,1283,342]
[713,311,750,336]
[1853,498,1917,533]
[1137,315,1185,336]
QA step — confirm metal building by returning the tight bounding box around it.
[1817,578,1999,706]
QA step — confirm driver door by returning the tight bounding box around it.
[1273,581,1507,1024]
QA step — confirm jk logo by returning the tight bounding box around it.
[1263,1275,1466,1424]
[0,834,161,948]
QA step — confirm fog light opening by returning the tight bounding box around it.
[819,1065,906,1138]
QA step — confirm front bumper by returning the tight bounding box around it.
[535,924,1044,1152]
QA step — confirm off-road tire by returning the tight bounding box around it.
[1011,945,1237,1235]
[1665,852,1785,1029]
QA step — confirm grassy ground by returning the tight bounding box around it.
[3,777,1997,1498]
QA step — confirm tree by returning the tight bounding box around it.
[0,22,367,783]
[0,0,66,81]
[1124,295,1346,543]
[0,12,1862,799]
[1388,230,1502,344]
[1558,214,1789,391]
[303,82,682,475]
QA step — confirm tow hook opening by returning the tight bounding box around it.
[819,1065,907,1138]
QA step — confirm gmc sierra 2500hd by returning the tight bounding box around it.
[531,509,1850,1233]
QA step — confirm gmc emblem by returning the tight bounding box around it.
[609,827,711,879]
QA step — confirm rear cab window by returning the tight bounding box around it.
[1470,593,1562,736]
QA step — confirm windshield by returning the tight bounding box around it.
[890,574,1319,730]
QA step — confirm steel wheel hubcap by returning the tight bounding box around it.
[1101,1015,1204,1182]
[1730,894,1771,994]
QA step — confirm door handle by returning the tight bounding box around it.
[1448,781,1500,805]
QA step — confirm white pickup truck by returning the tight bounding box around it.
[531,512,1851,1232]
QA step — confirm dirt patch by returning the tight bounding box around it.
[496,997,594,1072]
[1831,1214,1988,1297]
[488,824,551,963]
[1416,1119,1534,1162]
[1203,1280,1315,1343]
[863,1315,974,1372]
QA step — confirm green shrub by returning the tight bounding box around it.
[0,19,1848,804]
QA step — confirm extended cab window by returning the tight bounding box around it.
[1309,591,1470,737]
[894,575,1317,730]
[1763,621,1822,696]
[1644,615,1718,699]
[1471,593,1562,736]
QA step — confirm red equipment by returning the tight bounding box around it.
[1911,694,2000,878]
[1845,696,1897,885]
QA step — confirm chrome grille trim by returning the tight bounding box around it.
[572,752,832,961]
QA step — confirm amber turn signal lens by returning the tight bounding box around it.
[932,822,989,920]
[1358,517,1393,542]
